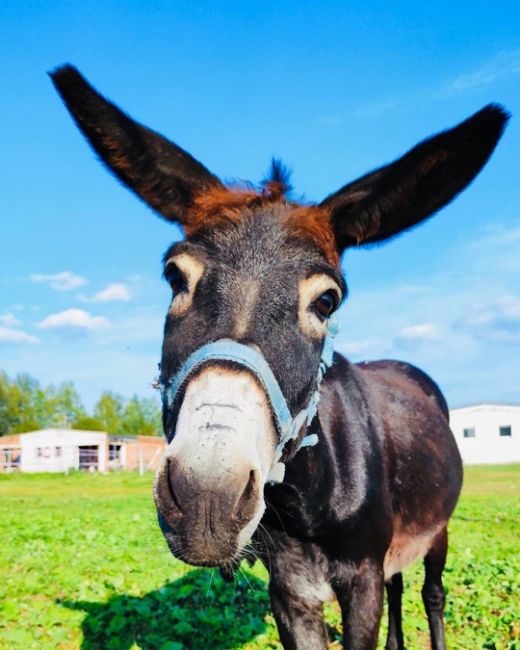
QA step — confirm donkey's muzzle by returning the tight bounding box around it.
[154,456,261,565]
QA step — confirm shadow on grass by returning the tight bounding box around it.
[61,569,270,650]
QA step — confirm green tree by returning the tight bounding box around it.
[72,416,105,431]
[93,391,124,434]
[121,396,162,437]
[9,374,47,433]
[0,371,22,435]
[0,370,162,438]
[0,372,87,435]
[45,381,86,428]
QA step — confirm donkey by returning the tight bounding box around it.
[51,65,508,650]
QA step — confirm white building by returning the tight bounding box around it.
[0,429,166,473]
[449,404,520,465]
[18,429,109,472]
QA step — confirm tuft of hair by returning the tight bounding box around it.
[261,158,292,198]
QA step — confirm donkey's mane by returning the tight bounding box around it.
[188,159,339,265]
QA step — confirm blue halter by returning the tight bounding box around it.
[160,316,338,483]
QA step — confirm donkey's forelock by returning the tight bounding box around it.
[188,160,339,266]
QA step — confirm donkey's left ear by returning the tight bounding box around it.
[50,65,223,225]
[320,105,509,250]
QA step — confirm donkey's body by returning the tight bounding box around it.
[261,356,461,648]
[51,65,507,649]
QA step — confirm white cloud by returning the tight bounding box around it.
[0,313,21,327]
[399,323,440,341]
[349,49,520,125]
[467,295,520,327]
[37,309,109,331]
[0,326,39,344]
[83,283,132,303]
[98,310,164,345]
[339,338,385,357]
[441,49,520,96]
[497,295,520,319]
[30,271,88,292]
[465,295,520,342]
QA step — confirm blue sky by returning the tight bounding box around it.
[1,1,519,409]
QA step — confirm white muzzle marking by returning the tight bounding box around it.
[164,365,276,544]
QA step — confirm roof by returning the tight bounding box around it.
[450,403,520,414]
[14,428,108,436]
[7,429,165,442]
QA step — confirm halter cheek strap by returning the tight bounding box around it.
[160,316,338,483]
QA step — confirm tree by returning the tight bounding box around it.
[93,391,124,434]
[45,381,86,428]
[121,396,162,437]
[0,371,21,436]
[8,374,47,433]
[0,370,162,437]
[72,416,105,431]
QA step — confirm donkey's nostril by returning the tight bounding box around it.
[166,458,183,513]
[234,469,260,525]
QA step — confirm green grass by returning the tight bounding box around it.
[0,466,518,650]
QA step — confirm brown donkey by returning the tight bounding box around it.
[52,65,508,650]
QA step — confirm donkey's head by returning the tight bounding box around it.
[51,65,507,567]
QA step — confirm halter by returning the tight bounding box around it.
[160,316,338,483]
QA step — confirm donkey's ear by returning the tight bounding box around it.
[320,105,509,250]
[50,65,223,224]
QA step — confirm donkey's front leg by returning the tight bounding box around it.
[269,577,328,650]
[266,546,331,650]
[334,559,385,650]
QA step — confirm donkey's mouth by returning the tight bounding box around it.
[158,512,242,567]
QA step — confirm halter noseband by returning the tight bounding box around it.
[160,316,338,483]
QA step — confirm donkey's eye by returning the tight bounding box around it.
[314,290,339,321]
[165,264,187,295]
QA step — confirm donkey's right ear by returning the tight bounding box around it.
[50,65,223,225]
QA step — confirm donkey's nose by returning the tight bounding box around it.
[154,458,184,522]
[155,456,261,530]
[232,468,261,526]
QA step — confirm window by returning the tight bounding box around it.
[109,444,122,461]
[36,447,42,457]
[499,425,512,437]
[55,446,62,457]
[78,445,99,470]
[463,427,476,438]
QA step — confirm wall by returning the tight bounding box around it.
[0,434,21,471]
[124,436,166,471]
[450,405,520,465]
[19,429,108,472]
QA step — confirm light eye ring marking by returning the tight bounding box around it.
[164,253,204,316]
[298,274,342,338]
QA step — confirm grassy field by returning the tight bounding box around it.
[0,466,518,650]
